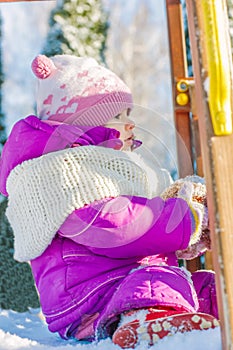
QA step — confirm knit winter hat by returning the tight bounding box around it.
[31,54,133,126]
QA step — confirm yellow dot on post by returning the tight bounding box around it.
[176,93,189,106]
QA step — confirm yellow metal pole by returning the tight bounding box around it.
[201,0,232,136]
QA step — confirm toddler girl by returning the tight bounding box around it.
[0,54,218,348]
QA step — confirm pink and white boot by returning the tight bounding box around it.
[112,307,220,349]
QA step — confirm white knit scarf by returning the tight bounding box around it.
[6,146,170,262]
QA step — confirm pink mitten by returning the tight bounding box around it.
[176,228,211,260]
[161,175,210,260]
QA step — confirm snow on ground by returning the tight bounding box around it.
[0,308,222,350]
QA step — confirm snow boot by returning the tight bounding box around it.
[112,308,220,349]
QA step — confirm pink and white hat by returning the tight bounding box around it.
[31,54,133,126]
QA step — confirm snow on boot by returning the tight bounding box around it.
[112,308,220,349]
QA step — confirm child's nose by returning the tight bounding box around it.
[125,120,135,130]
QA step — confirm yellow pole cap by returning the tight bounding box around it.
[176,93,189,106]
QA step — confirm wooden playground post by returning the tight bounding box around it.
[186,0,233,348]
[165,0,193,178]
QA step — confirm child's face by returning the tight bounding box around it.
[105,109,135,151]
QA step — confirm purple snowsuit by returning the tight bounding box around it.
[0,116,218,340]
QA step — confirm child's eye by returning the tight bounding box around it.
[114,114,121,120]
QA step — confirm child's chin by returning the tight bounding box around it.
[122,140,133,151]
[122,145,132,151]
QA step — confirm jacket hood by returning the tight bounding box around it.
[0,115,122,196]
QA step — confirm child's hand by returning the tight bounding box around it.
[161,175,210,259]
[176,228,211,260]
[177,181,207,245]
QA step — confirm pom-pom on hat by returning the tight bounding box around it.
[31,54,133,126]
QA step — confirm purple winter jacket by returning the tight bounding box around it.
[0,116,218,340]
